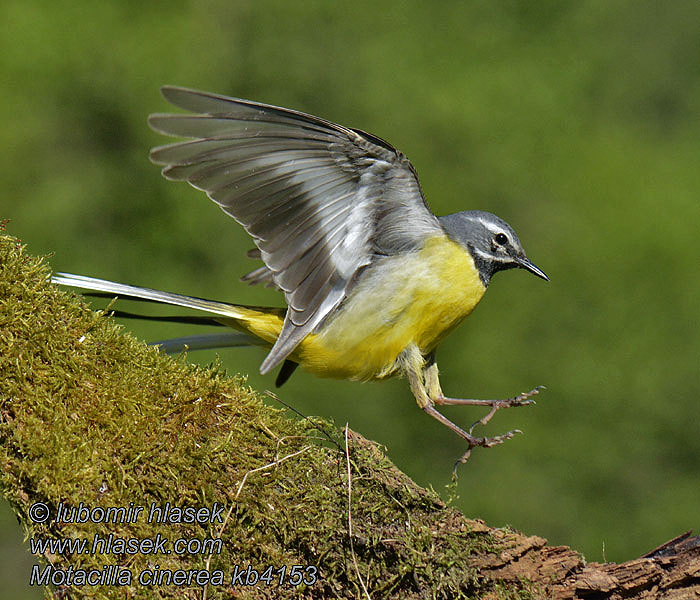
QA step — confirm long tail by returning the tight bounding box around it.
[151,332,259,354]
[53,273,249,318]
[51,273,285,352]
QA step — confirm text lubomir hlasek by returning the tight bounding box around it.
[53,502,224,525]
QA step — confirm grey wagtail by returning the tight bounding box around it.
[53,86,548,463]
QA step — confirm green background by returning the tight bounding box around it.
[2,1,699,597]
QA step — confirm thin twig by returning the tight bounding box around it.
[345,425,372,600]
[265,390,342,451]
[202,445,310,600]
[202,503,235,600]
[236,445,311,499]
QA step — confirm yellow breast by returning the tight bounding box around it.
[294,234,487,381]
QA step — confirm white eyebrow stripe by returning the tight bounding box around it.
[480,219,505,236]
[463,215,505,236]
[469,246,510,262]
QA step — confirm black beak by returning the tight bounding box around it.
[514,256,549,281]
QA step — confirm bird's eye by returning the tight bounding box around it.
[494,233,508,245]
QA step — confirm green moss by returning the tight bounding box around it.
[0,229,535,599]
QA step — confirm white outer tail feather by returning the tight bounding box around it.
[51,273,244,319]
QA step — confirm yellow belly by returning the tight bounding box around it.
[293,234,487,381]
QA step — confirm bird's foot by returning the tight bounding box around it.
[428,386,544,474]
[452,429,523,474]
[465,386,543,435]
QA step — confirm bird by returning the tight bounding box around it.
[53,86,549,464]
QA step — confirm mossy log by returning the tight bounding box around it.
[1,228,698,600]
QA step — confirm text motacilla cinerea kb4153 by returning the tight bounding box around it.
[53,86,549,465]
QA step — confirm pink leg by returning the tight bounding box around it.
[407,351,543,471]
[430,387,543,472]
[434,386,543,433]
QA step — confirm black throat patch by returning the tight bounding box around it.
[466,243,492,287]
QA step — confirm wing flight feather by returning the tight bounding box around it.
[149,86,441,372]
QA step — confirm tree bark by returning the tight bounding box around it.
[472,526,700,599]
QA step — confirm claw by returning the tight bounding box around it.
[455,428,525,472]
[482,428,522,447]
[422,384,545,473]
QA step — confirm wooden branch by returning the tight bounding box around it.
[471,526,700,599]
[1,227,698,599]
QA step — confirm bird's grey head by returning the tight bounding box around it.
[438,210,548,287]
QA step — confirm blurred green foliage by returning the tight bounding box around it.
[2,1,699,596]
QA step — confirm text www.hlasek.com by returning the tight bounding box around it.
[27,501,319,588]
[30,532,222,557]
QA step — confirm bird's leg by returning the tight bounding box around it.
[423,353,444,399]
[432,382,542,435]
[408,352,541,468]
[406,354,525,466]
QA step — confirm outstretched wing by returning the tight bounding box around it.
[149,86,441,373]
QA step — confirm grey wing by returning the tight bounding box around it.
[241,248,280,289]
[149,86,442,373]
